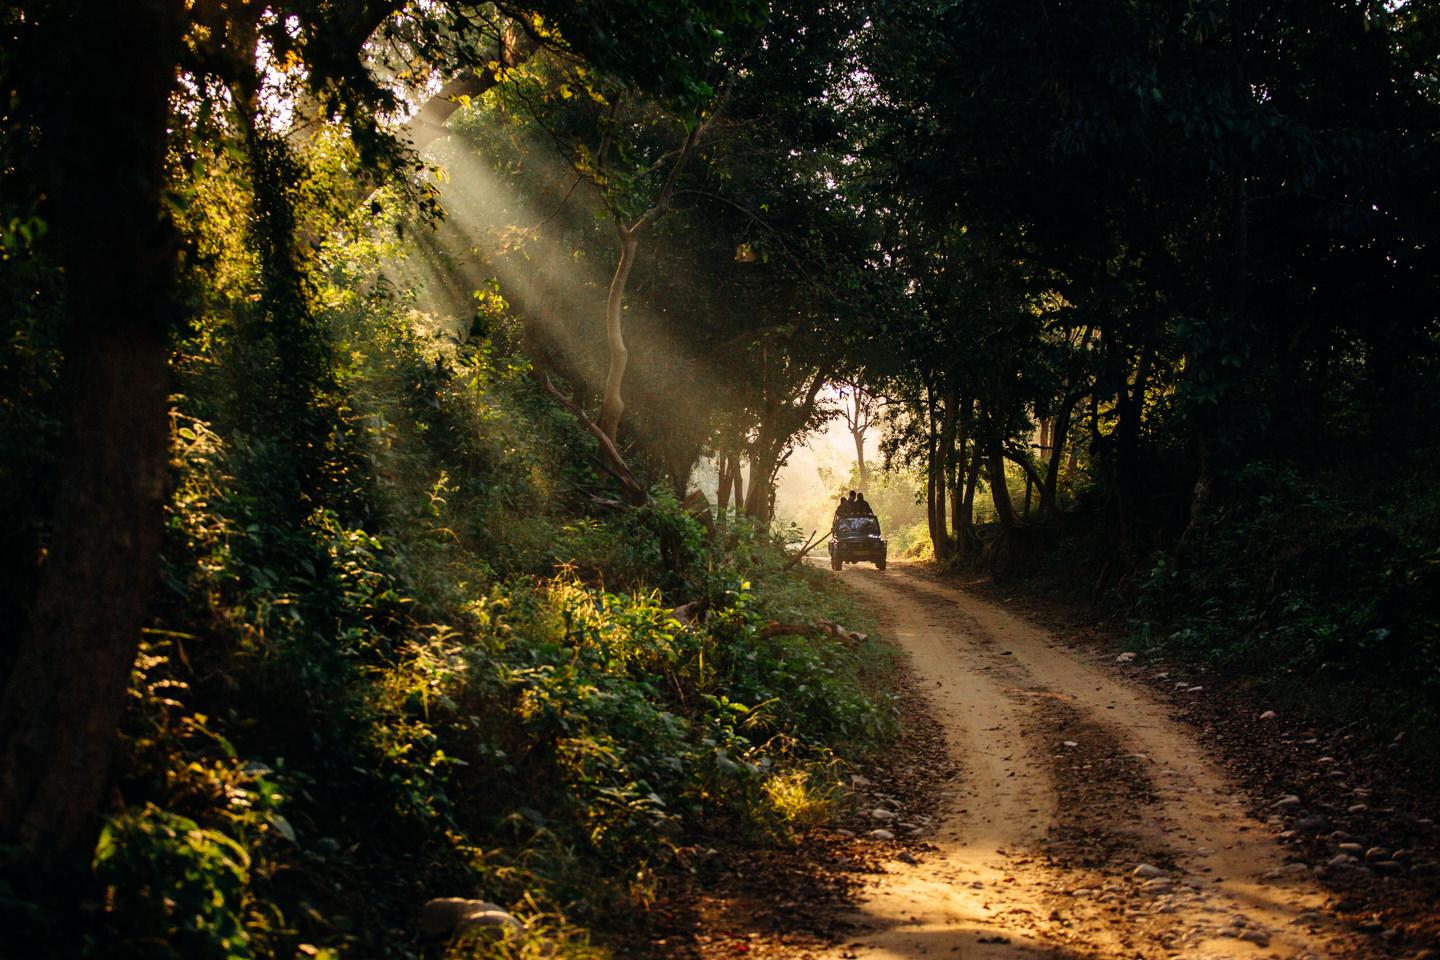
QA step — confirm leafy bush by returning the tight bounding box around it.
[92,806,255,960]
[1135,464,1440,736]
[75,263,897,959]
[0,126,900,959]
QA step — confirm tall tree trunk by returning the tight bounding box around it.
[744,444,780,522]
[743,430,795,524]
[742,356,829,525]
[598,223,639,441]
[1040,391,1081,518]
[0,0,184,863]
[594,123,702,445]
[938,382,958,555]
[745,372,782,523]
[987,434,1019,529]
[924,379,948,560]
[948,399,974,554]
[959,446,982,554]
[716,454,733,512]
[731,455,744,513]
[852,426,868,494]
[839,380,873,493]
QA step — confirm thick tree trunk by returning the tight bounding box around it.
[0,0,183,863]
[742,355,829,525]
[744,445,780,522]
[938,382,958,553]
[959,446,982,554]
[948,399,973,553]
[744,393,780,523]
[743,429,795,524]
[924,380,949,560]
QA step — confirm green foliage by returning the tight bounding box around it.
[60,135,898,956]
[552,490,705,592]
[92,806,254,960]
[0,3,923,958]
[1135,465,1440,739]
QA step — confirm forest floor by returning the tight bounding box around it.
[605,561,1440,960]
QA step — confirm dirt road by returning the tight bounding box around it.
[821,561,1355,960]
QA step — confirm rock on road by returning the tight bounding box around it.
[815,561,1355,960]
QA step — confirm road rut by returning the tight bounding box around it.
[818,562,1353,960]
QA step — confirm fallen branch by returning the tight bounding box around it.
[756,619,870,643]
[816,619,869,643]
[781,529,825,572]
[757,621,819,640]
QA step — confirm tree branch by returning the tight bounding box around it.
[1003,444,1046,492]
[533,370,647,506]
[781,529,825,571]
[630,119,704,234]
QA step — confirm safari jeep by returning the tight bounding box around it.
[828,515,887,570]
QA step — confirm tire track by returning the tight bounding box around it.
[812,562,1354,960]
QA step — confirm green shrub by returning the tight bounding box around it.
[92,806,254,960]
[1135,463,1440,736]
[8,141,903,957]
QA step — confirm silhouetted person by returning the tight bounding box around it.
[854,492,874,516]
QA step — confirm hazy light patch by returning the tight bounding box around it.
[773,395,879,531]
[378,128,752,499]
[697,386,884,530]
[386,116,908,503]
[379,143,604,370]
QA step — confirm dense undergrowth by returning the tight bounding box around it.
[0,143,897,960]
[1133,466,1440,746]
[965,464,1440,768]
